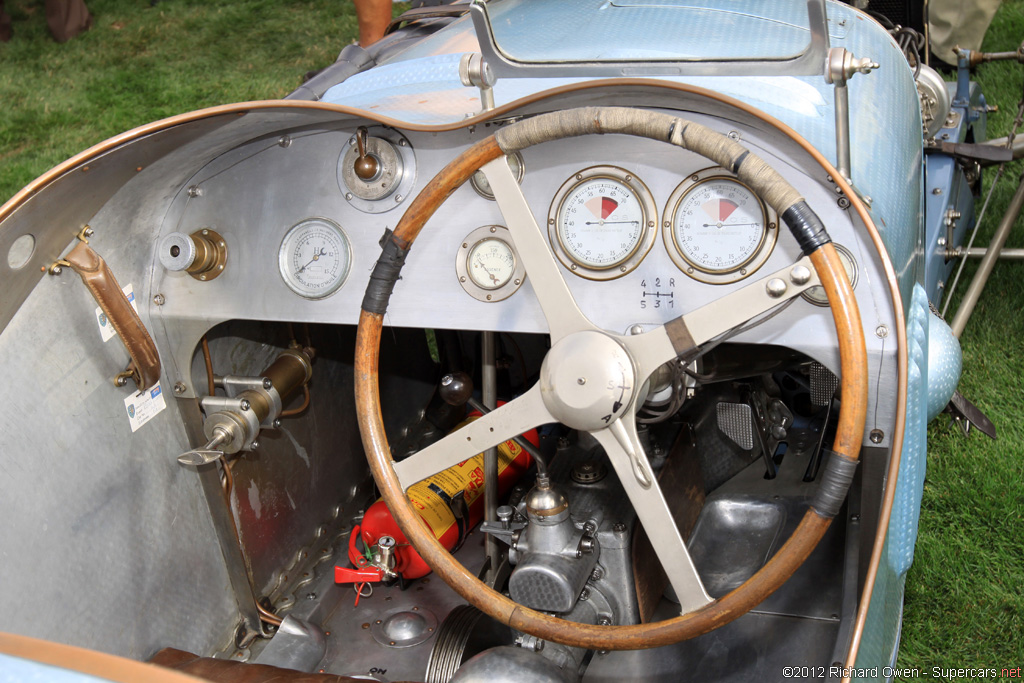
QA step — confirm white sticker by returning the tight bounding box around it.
[124,383,167,433]
[96,284,139,342]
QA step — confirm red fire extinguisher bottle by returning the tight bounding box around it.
[354,414,537,580]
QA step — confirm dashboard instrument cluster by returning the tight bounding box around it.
[150,106,867,364]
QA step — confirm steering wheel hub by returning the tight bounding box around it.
[539,330,635,431]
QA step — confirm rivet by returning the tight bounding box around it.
[153,294,165,306]
[174,382,187,394]
[766,278,787,298]
[869,429,884,444]
[876,325,889,338]
[790,265,811,286]
[577,377,586,385]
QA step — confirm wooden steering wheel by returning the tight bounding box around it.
[354,107,867,650]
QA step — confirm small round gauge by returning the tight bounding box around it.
[664,168,777,284]
[802,243,858,306]
[456,226,526,302]
[471,152,525,200]
[278,218,352,300]
[468,238,516,289]
[548,166,657,280]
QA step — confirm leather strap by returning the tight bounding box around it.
[64,240,161,390]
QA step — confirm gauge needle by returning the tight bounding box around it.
[703,222,760,228]
[584,220,639,225]
[297,247,327,273]
[475,258,501,284]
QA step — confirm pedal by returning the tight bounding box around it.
[944,390,996,439]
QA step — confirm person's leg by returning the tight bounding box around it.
[45,0,92,43]
[355,0,390,48]
[1,0,13,42]
[929,0,1002,65]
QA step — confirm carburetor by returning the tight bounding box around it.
[484,474,599,614]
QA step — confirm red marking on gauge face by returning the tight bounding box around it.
[701,199,739,222]
[586,196,619,219]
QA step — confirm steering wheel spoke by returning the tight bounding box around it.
[357,108,868,650]
[624,255,822,374]
[590,421,712,615]
[392,383,552,491]
[481,156,595,342]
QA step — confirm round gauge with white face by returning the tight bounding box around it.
[548,166,657,280]
[278,218,352,299]
[456,225,526,302]
[802,243,858,306]
[471,152,525,200]
[468,238,516,290]
[665,169,777,284]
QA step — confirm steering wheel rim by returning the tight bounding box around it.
[355,106,867,650]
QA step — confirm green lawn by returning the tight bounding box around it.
[898,3,1024,674]
[1,0,1022,675]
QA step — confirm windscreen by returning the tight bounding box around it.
[484,0,819,63]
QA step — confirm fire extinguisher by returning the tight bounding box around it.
[339,411,537,583]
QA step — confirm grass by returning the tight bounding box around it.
[0,0,369,201]
[897,3,1024,674]
[1,0,1022,675]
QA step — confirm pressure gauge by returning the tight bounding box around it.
[278,218,352,300]
[802,243,858,306]
[471,152,525,200]
[664,168,777,284]
[456,225,526,302]
[548,166,657,280]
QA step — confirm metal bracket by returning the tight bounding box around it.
[48,225,95,274]
[459,52,496,113]
[825,48,878,184]
[220,375,283,429]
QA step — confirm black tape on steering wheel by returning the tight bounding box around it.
[810,449,858,518]
[782,201,832,254]
[362,229,410,315]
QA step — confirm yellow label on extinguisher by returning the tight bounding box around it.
[406,417,524,540]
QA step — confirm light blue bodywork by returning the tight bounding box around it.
[320,0,975,674]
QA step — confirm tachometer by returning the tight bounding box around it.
[278,217,352,300]
[548,166,657,280]
[664,169,777,284]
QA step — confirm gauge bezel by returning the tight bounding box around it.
[548,165,658,281]
[456,225,526,303]
[337,126,416,214]
[663,167,778,285]
[802,243,858,306]
[277,217,352,300]
[471,152,525,201]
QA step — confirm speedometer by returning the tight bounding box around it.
[664,168,777,284]
[548,166,657,280]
